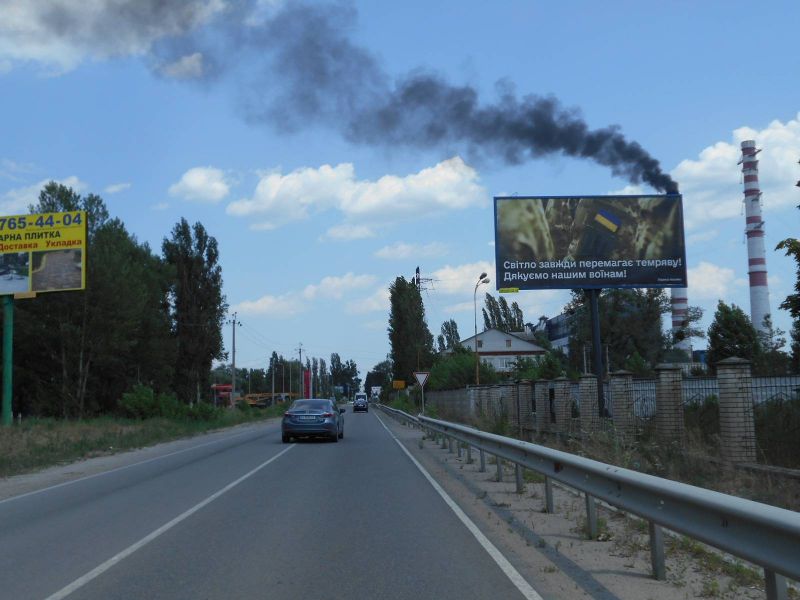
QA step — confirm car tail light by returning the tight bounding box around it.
[321,412,333,418]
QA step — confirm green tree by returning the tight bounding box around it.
[482,294,525,332]
[706,301,761,369]
[11,183,175,417]
[388,276,434,383]
[364,359,392,394]
[567,288,669,373]
[428,347,499,390]
[436,319,461,353]
[162,219,227,403]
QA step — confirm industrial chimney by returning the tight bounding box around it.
[740,140,771,334]
[671,287,691,354]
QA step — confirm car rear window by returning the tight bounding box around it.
[290,400,330,410]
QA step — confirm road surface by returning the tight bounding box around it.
[0,409,539,600]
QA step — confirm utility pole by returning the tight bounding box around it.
[229,312,241,406]
[297,343,304,397]
[270,355,275,401]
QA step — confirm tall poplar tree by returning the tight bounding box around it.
[162,219,227,403]
[388,276,434,383]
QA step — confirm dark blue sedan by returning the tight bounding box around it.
[282,399,345,443]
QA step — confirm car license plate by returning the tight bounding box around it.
[299,415,316,421]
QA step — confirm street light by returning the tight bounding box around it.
[473,272,490,385]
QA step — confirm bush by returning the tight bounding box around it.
[187,401,220,422]
[118,385,160,419]
[157,393,187,419]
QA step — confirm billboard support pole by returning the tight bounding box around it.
[2,295,13,426]
[587,288,606,417]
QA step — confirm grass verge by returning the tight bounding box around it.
[0,405,284,478]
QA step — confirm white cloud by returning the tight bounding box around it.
[346,288,390,314]
[169,166,230,203]
[104,182,131,194]
[227,156,486,234]
[686,229,718,246]
[672,113,800,228]
[429,261,495,296]
[0,176,86,214]
[608,184,646,196]
[159,52,205,79]
[0,158,36,182]
[687,261,736,300]
[151,202,169,211]
[443,300,475,314]
[0,0,225,73]
[374,242,448,260]
[235,293,305,317]
[302,273,377,300]
[323,223,375,240]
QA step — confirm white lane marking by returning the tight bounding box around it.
[0,424,273,506]
[375,413,543,600]
[44,444,294,600]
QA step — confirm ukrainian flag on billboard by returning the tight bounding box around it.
[594,209,621,233]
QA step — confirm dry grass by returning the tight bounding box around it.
[0,407,281,478]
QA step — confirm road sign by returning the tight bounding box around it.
[392,380,406,390]
[413,371,429,387]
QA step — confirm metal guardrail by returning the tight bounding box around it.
[377,405,799,599]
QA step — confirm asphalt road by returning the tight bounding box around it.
[0,408,537,599]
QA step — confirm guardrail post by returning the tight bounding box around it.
[441,434,448,449]
[457,441,462,458]
[479,448,486,472]
[466,444,472,464]
[544,476,554,513]
[717,357,757,464]
[448,437,454,454]
[649,522,666,580]
[585,493,598,539]
[764,569,788,600]
[515,464,524,493]
[496,456,503,482]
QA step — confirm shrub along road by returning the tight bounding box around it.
[0,409,538,600]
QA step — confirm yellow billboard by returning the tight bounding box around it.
[0,211,87,294]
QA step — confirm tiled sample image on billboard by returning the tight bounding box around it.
[32,249,83,292]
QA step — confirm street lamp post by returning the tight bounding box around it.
[473,272,490,385]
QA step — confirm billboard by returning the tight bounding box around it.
[494,195,686,290]
[0,211,87,295]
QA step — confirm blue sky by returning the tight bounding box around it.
[1,1,798,377]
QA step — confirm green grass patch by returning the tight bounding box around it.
[668,536,763,589]
[0,407,279,478]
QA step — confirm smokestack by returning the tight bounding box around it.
[671,287,691,354]
[740,140,771,334]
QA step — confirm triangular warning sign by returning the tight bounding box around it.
[413,371,430,387]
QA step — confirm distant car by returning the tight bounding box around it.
[282,398,345,443]
[353,396,368,412]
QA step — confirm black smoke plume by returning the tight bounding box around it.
[25,1,678,192]
[234,2,678,193]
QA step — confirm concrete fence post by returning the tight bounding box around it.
[716,357,757,464]
[610,370,635,441]
[579,374,599,435]
[518,380,534,438]
[655,364,684,443]
[553,377,572,439]
[534,380,550,436]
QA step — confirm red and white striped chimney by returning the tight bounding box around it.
[741,140,771,334]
